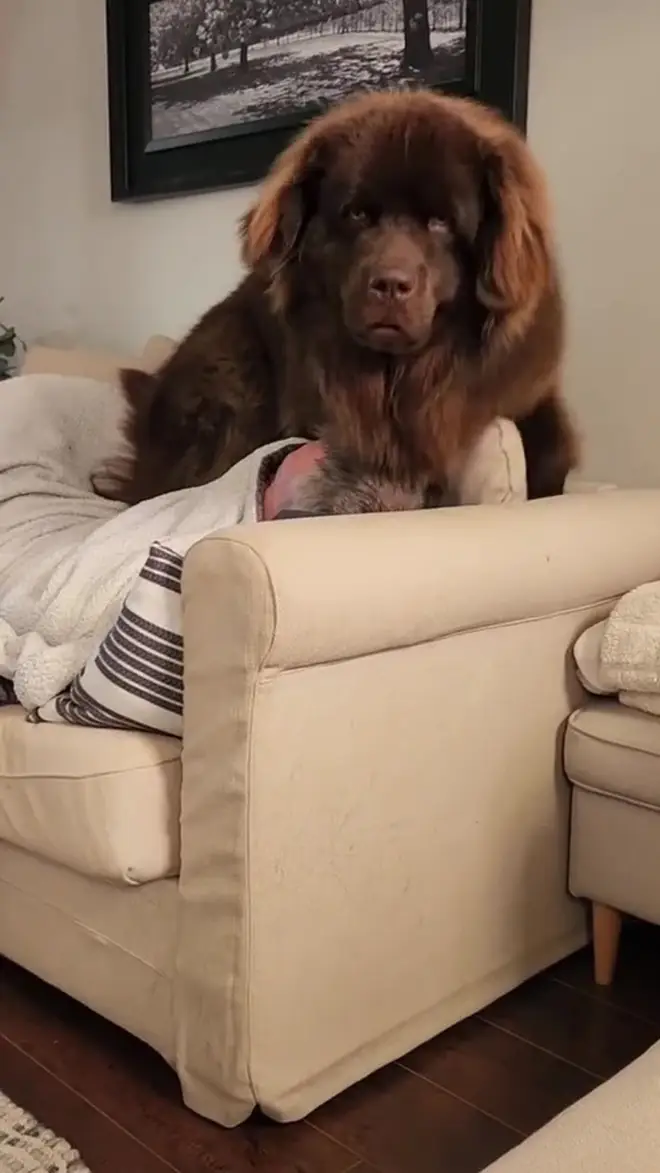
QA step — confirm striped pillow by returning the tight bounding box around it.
[34,543,185,736]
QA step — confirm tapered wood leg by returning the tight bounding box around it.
[593,902,622,986]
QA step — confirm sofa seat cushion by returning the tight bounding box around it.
[564,700,660,810]
[0,707,181,884]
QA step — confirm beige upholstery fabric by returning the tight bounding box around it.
[0,842,177,1061]
[459,418,527,503]
[140,334,177,370]
[566,701,660,808]
[0,708,181,883]
[21,344,137,382]
[484,1041,660,1171]
[566,700,660,927]
[21,335,173,382]
[572,620,610,694]
[172,488,660,1124]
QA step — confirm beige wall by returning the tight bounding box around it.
[527,0,660,486]
[1,0,659,484]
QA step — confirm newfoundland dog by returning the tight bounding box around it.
[101,89,578,511]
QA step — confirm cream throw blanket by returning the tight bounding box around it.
[574,586,660,717]
[0,373,299,710]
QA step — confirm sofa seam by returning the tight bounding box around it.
[0,758,181,783]
[496,419,515,501]
[566,720,660,761]
[0,875,170,976]
[569,777,660,815]
[241,546,279,1106]
[258,596,620,677]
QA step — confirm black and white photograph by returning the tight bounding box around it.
[107,0,532,201]
[149,0,467,145]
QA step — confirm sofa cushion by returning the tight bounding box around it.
[21,344,139,383]
[0,707,181,884]
[459,417,527,504]
[564,700,660,810]
[140,334,177,370]
[20,335,176,383]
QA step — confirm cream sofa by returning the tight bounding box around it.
[3,340,660,1128]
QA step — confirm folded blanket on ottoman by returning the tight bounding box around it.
[573,584,660,719]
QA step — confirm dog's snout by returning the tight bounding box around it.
[368,268,416,302]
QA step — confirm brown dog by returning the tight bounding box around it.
[100,90,578,510]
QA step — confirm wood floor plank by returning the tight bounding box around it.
[0,960,359,1173]
[6,927,660,1173]
[401,1015,599,1134]
[482,975,660,1079]
[549,923,660,1026]
[311,1063,519,1173]
[0,1035,174,1173]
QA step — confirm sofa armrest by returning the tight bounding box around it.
[172,487,660,1127]
[187,488,660,670]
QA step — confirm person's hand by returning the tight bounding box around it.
[262,441,326,519]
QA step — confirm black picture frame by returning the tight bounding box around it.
[107,0,533,203]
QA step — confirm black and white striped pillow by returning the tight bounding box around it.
[35,543,185,736]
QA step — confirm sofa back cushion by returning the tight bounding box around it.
[21,335,178,383]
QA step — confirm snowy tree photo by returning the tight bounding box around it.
[149,0,467,142]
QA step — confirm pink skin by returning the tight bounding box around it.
[262,441,326,519]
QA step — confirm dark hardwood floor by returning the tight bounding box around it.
[2,921,660,1173]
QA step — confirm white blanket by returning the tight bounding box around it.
[574,584,660,718]
[600,582,660,694]
[0,374,297,709]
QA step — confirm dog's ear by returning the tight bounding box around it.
[475,138,552,316]
[240,134,323,271]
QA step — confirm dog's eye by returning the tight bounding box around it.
[343,204,370,225]
[427,217,449,235]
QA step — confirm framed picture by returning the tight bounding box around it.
[106,0,532,202]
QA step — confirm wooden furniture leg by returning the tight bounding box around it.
[593,902,622,986]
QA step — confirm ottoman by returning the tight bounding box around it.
[564,700,660,984]
[484,1041,660,1170]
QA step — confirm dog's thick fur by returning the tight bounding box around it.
[101,90,578,509]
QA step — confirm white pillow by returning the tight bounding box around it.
[34,542,184,737]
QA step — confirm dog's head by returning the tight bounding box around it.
[240,91,555,356]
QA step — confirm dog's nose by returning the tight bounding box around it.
[368,269,415,301]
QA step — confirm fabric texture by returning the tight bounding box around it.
[36,543,185,735]
[565,701,660,930]
[0,371,300,713]
[0,705,181,882]
[0,843,178,1061]
[565,700,660,809]
[572,588,660,717]
[600,581,660,693]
